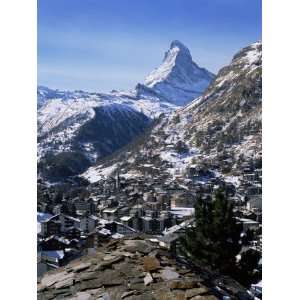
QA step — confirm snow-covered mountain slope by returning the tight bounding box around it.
[143,40,215,106]
[82,41,262,183]
[37,40,214,182]
[37,86,179,155]
[38,88,176,133]
[38,103,151,182]
[37,87,177,183]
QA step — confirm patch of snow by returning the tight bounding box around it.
[82,164,118,183]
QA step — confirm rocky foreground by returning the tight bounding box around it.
[38,236,251,300]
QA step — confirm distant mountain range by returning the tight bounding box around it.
[38,40,214,182]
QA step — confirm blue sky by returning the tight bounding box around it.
[38,0,261,92]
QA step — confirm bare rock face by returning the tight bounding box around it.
[37,236,250,300]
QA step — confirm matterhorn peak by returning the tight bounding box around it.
[161,40,192,64]
[143,40,215,106]
[170,39,187,49]
[170,40,191,55]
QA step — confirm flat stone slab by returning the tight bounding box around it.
[103,255,117,261]
[144,273,153,286]
[69,292,92,300]
[72,262,92,272]
[94,256,124,271]
[54,275,74,289]
[41,271,73,288]
[161,268,180,281]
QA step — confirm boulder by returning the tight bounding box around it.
[94,255,124,271]
[142,256,160,272]
[124,240,154,254]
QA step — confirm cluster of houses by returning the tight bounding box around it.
[37,175,193,277]
[37,155,262,278]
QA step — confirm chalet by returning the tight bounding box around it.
[80,215,98,232]
[237,218,260,232]
[246,185,262,196]
[158,212,172,232]
[115,222,136,235]
[40,250,65,267]
[117,206,130,218]
[39,235,79,251]
[103,221,136,236]
[243,173,256,182]
[247,195,262,211]
[64,226,82,240]
[120,215,134,228]
[74,198,95,216]
[141,216,152,233]
[102,207,119,221]
[170,207,194,220]
[40,215,61,237]
[130,204,144,218]
[60,215,80,232]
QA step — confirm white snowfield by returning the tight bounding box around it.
[82,164,118,183]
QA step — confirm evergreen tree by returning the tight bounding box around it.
[182,189,242,274]
[236,249,261,286]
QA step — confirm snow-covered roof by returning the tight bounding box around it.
[120,216,132,222]
[103,207,119,213]
[41,250,64,260]
[170,207,195,217]
[98,228,111,236]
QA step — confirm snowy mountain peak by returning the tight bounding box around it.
[144,40,215,106]
[170,39,189,51]
[167,40,192,60]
